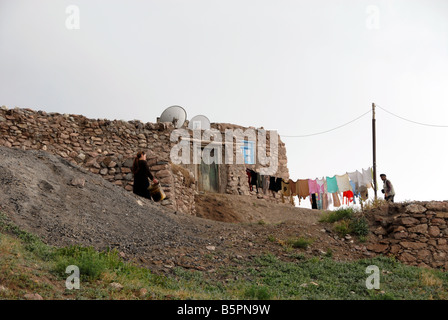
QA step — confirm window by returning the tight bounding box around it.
[240,140,255,164]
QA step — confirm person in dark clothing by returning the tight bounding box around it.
[131,151,158,200]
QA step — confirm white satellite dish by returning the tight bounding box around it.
[158,105,187,128]
[188,115,211,130]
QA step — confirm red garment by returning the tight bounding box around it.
[246,170,252,191]
[343,190,354,205]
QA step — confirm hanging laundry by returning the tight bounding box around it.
[297,179,310,200]
[251,171,258,186]
[249,170,259,193]
[289,179,297,196]
[262,175,270,194]
[308,179,319,195]
[317,194,323,210]
[275,177,283,192]
[362,167,373,188]
[343,190,354,205]
[281,179,291,196]
[332,192,341,208]
[322,193,329,210]
[336,174,352,192]
[350,180,359,198]
[326,176,339,193]
[359,185,369,201]
[281,179,292,204]
[327,192,333,207]
[311,193,318,209]
[269,176,277,191]
[316,177,326,194]
[347,170,362,193]
[246,169,254,191]
[257,173,263,189]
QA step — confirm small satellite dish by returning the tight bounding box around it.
[158,105,187,128]
[188,115,211,130]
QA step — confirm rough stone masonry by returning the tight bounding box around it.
[0,106,291,215]
[367,201,448,270]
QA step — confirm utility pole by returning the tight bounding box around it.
[372,103,378,200]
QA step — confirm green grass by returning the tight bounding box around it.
[1,211,448,300]
[286,237,313,249]
[319,207,354,223]
[53,246,128,281]
[320,208,369,240]
[350,216,370,237]
[234,254,448,300]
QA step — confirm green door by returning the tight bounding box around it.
[198,160,219,193]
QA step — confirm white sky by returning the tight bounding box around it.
[1,0,448,205]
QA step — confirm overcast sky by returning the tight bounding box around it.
[1,0,448,205]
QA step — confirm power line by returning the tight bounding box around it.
[280,104,448,138]
[281,109,371,138]
[377,105,448,128]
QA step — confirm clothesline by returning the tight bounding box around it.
[245,167,374,210]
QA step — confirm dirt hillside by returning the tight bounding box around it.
[0,146,372,274]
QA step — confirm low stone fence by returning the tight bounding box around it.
[367,201,448,269]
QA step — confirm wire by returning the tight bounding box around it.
[377,105,448,128]
[281,109,371,138]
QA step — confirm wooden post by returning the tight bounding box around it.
[372,103,378,200]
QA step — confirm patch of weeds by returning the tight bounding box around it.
[243,285,272,300]
[203,253,214,261]
[319,208,354,223]
[320,208,370,240]
[362,198,388,211]
[53,246,124,281]
[324,248,333,258]
[333,216,369,238]
[286,237,313,249]
[350,216,369,237]
[334,220,352,237]
[288,252,306,260]
[358,235,367,243]
[368,290,396,300]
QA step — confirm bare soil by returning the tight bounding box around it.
[0,146,373,276]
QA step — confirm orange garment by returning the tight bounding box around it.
[322,193,329,210]
[289,179,297,196]
[281,179,291,196]
[332,192,341,208]
[296,179,310,200]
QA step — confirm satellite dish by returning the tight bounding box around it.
[188,115,211,130]
[158,105,187,128]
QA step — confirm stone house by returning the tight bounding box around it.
[0,106,291,215]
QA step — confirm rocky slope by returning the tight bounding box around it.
[0,146,374,274]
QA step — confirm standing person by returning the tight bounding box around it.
[380,173,395,202]
[131,151,158,200]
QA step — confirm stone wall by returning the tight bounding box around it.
[367,201,448,269]
[0,106,291,214]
